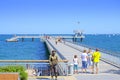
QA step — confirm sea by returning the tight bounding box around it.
[0,34,120,60]
[0,34,49,60]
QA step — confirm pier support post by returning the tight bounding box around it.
[73,38,77,42]
[80,38,83,42]
[22,37,24,42]
[32,38,34,42]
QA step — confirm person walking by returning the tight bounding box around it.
[73,55,79,74]
[92,48,101,74]
[49,50,58,80]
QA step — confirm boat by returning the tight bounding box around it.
[6,37,18,42]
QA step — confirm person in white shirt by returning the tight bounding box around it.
[73,55,79,74]
[81,50,88,73]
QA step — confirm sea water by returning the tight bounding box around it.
[0,34,120,60]
[66,34,120,57]
[0,34,48,60]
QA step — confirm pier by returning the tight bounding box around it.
[43,37,120,80]
[6,36,42,42]
[6,35,85,42]
[3,36,120,80]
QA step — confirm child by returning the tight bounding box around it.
[73,55,79,74]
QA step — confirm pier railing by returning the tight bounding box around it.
[0,60,68,76]
[64,40,120,68]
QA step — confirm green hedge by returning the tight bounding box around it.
[0,65,28,80]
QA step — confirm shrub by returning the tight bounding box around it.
[0,65,28,80]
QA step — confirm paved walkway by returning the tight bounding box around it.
[28,76,76,80]
[46,38,120,80]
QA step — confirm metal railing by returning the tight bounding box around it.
[63,40,120,68]
[0,60,68,76]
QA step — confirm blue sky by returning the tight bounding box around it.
[0,0,120,34]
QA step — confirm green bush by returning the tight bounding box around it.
[0,65,28,80]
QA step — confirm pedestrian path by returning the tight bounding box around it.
[28,76,76,80]
[46,38,120,80]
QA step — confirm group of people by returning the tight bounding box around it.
[48,48,101,79]
[55,37,63,45]
[73,48,101,74]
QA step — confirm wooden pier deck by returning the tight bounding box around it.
[44,38,120,80]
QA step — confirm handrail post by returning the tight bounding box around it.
[66,63,68,76]
[68,63,73,75]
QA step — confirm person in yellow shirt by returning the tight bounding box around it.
[92,48,101,74]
